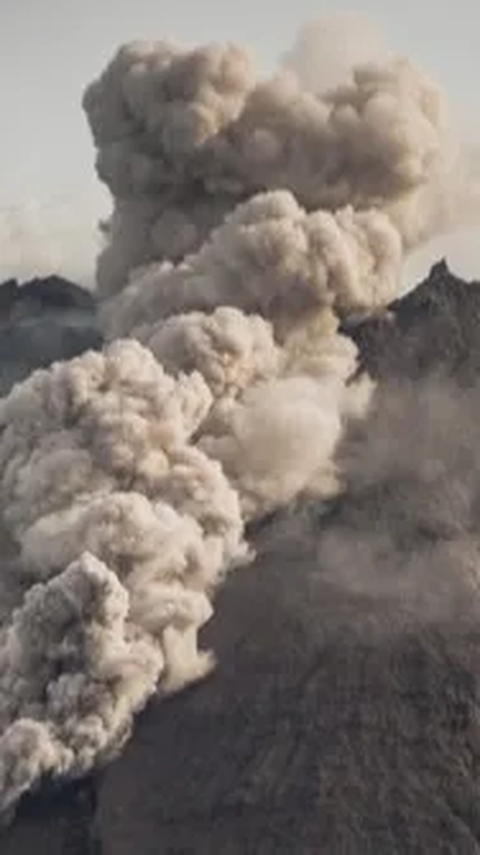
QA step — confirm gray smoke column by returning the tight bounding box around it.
[0,19,474,815]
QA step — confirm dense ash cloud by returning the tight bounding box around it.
[0,18,477,815]
[82,27,457,523]
[0,339,245,812]
[84,40,447,298]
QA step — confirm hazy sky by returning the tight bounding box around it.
[1,0,480,284]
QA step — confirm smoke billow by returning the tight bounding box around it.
[0,339,247,812]
[0,18,477,815]
[85,39,447,299]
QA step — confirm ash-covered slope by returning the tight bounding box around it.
[3,260,480,853]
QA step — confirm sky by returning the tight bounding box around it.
[1,0,480,286]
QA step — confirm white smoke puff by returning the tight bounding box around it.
[281,14,389,93]
[195,317,374,521]
[136,307,281,399]
[100,190,402,341]
[200,375,347,519]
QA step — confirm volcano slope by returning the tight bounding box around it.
[0,275,102,395]
[3,260,480,853]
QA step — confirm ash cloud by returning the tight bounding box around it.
[84,40,448,298]
[0,339,246,813]
[0,16,478,816]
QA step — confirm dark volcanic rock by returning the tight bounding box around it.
[18,276,96,312]
[93,514,480,855]
[1,779,99,855]
[0,275,96,315]
[0,275,102,395]
[344,260,480,384]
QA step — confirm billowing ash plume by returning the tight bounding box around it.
[0,339,246,812]
[0,20,475,814]
[84,39,447,298]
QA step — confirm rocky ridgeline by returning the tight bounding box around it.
[344,260,480,383]
[1,261,477,398]
[0,275,102,396]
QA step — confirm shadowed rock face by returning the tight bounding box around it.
[0,275,102,395]
[94,516,480,854]
[0,276,96,315]
[344,261,480,384]
[4,261,480,854]
[0,779,98,855]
